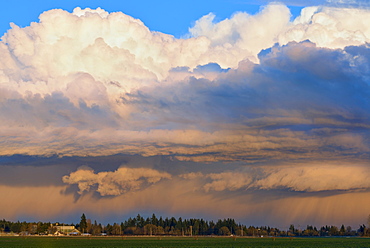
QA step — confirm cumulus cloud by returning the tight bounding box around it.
[280,6,370,47]
[1,43,370,162]
[1,4,370,164]
[189,4,291,62]
[190,3,370,58]
[62,166,171,196]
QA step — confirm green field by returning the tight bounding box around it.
[0,236,369,248]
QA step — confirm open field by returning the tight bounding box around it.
[0,236,370,248]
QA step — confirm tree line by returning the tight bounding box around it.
[1,214,369,237]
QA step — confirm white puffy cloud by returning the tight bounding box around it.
[0,4,370,164]
[189,3,291,63]
[280,6,370,47]
[3,3,370,97]
[62,166,171,196]
[190,3,370,61]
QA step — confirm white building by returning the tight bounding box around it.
[52,224,80,235]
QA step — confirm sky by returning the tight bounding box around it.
[1,0,370,230]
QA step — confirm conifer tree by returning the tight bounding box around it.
[80,213,87,233]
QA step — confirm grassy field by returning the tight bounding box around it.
[0,236,369,248]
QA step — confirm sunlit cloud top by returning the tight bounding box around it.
[1,3,370,162]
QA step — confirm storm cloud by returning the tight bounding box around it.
[1,3,370,227]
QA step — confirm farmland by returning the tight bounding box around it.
[0,236,369,248]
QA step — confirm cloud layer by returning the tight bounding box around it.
[1,4,370,162]
[197,164,370,192]
[2,41,369,163]
[1,3,370,226]
[4,164,370,227]
[64,163,370,197]
[62,166,171,196]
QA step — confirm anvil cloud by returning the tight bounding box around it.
[1,2,370,227]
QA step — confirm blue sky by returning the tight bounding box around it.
[2,0,370,228]
[0,0,308,38]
